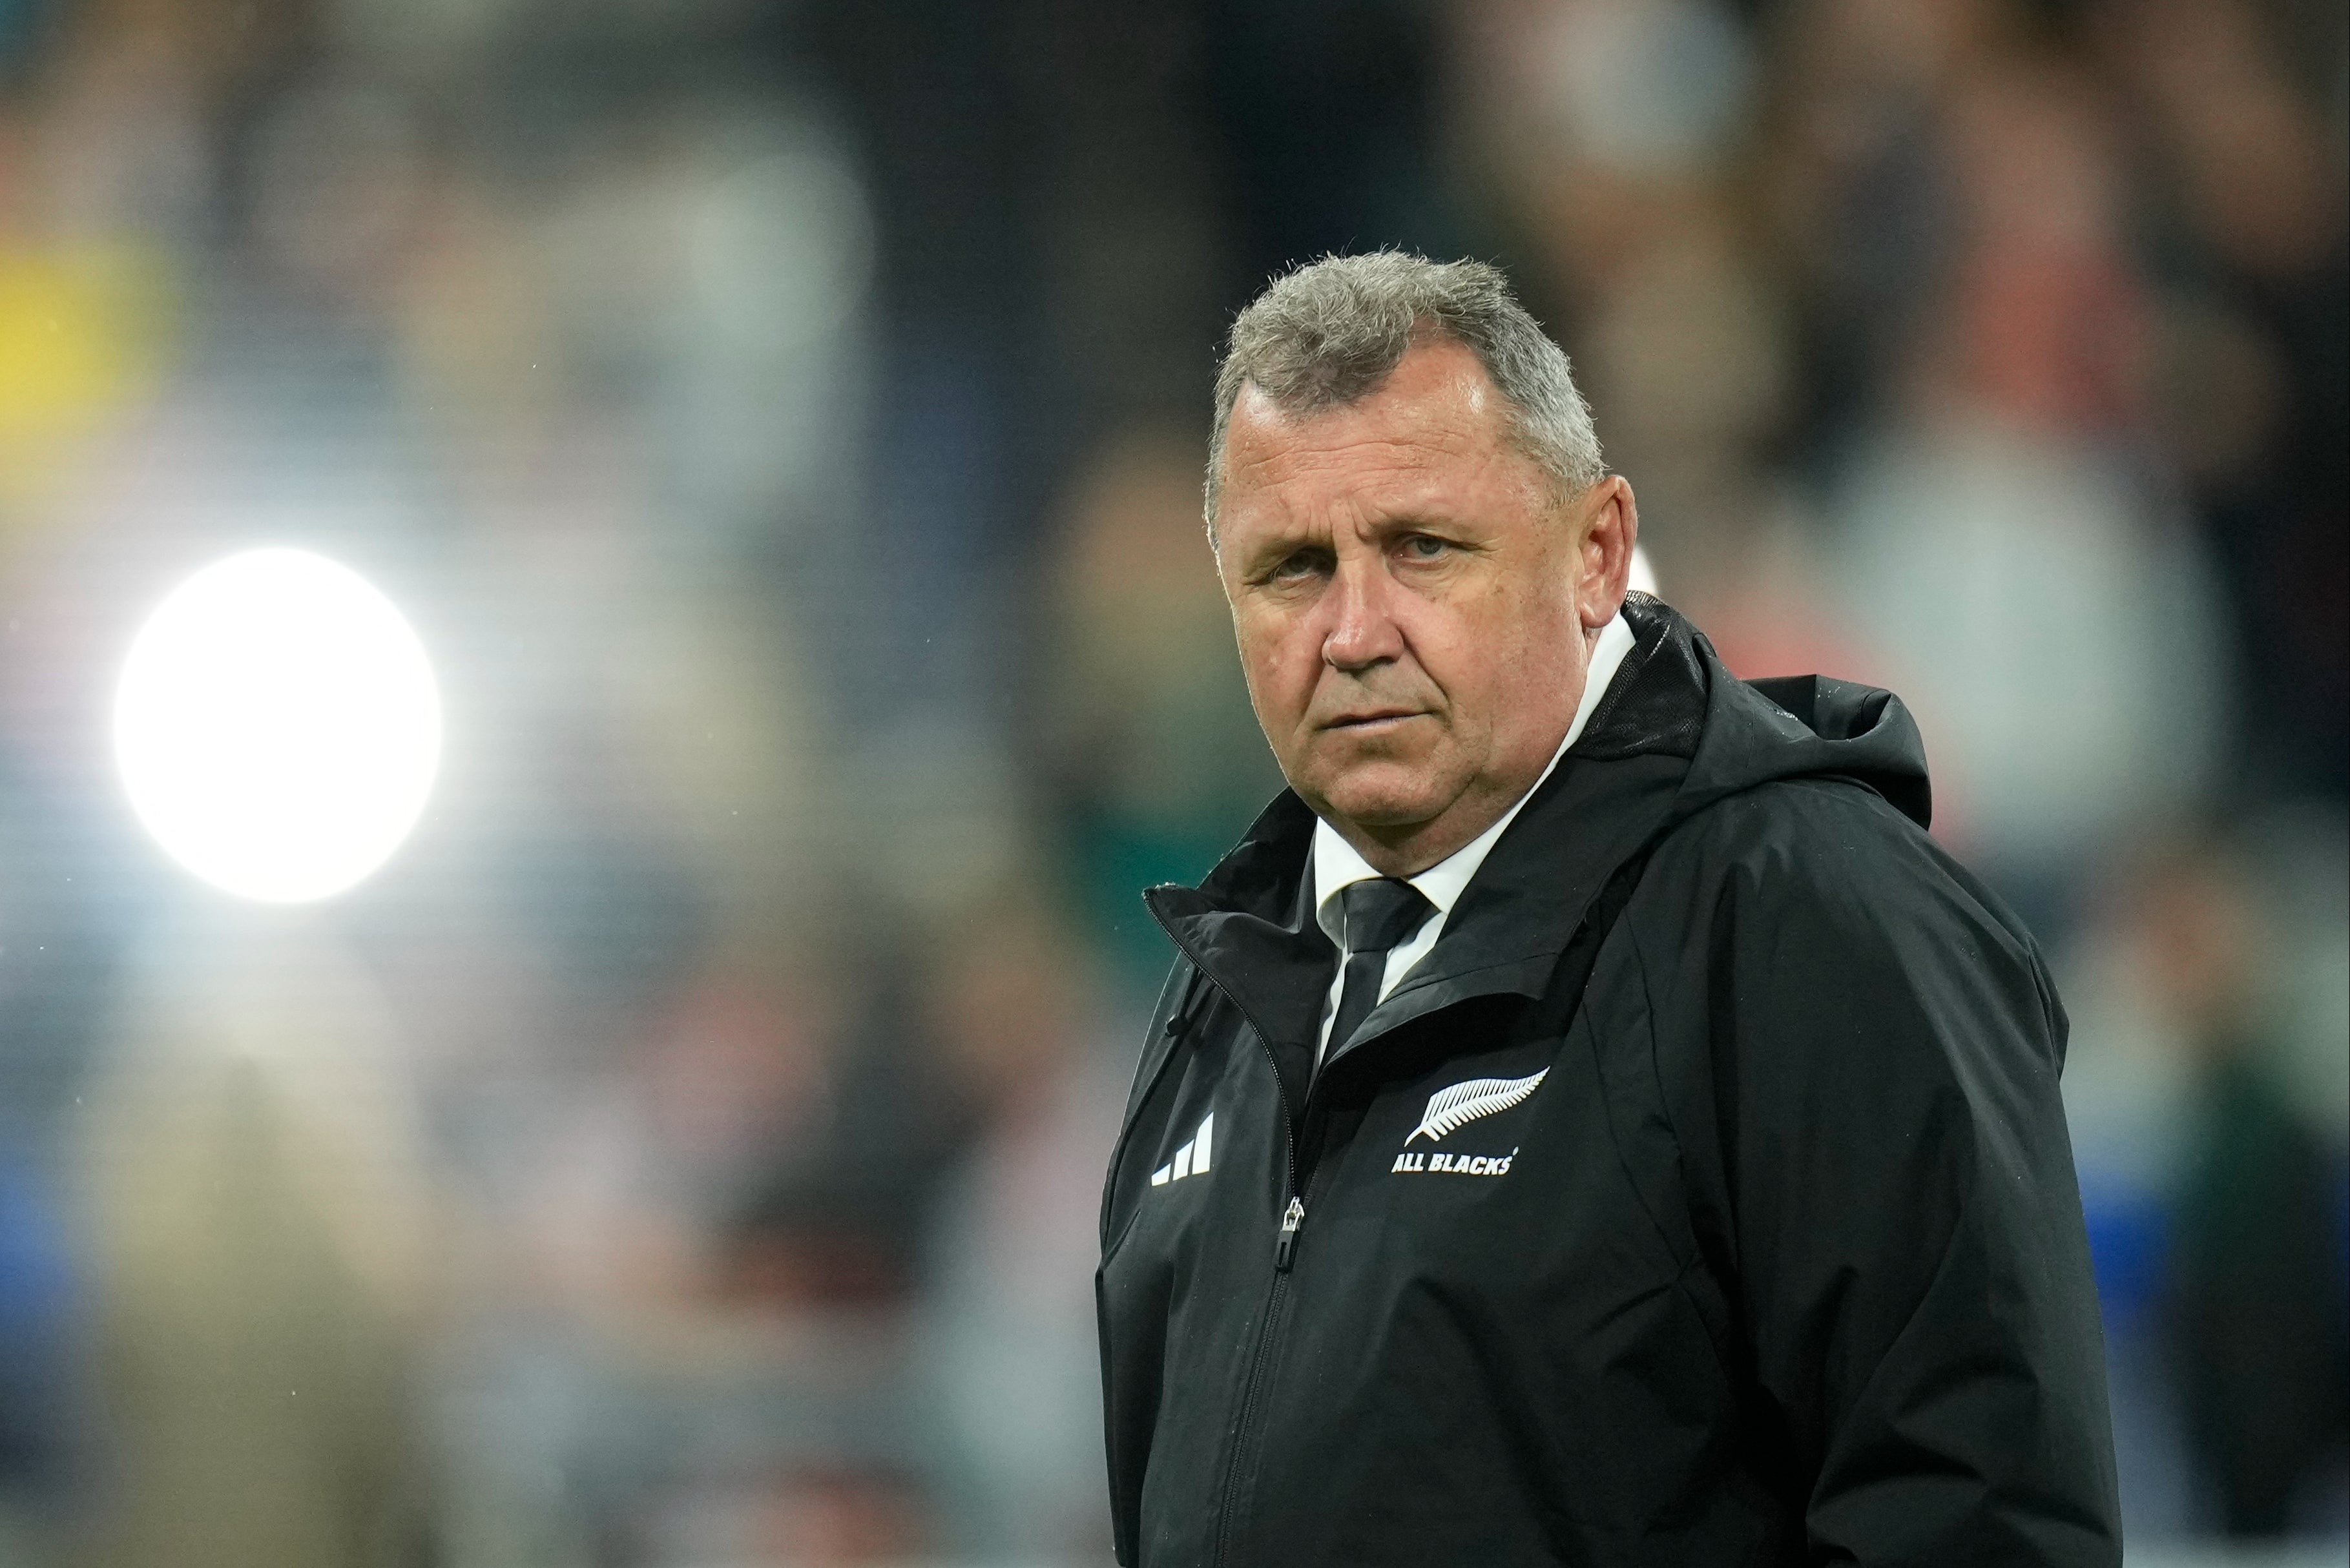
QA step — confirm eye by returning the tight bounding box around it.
[1399,534,1451,561]
[1267,547,1332,583]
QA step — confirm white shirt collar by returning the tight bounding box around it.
[1313,611,1636,945]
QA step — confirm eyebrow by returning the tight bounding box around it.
[1238,532,1328,576]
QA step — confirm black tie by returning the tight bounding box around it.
[1327,878,1435,1063]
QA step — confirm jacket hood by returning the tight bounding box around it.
[1645,596,1933,832]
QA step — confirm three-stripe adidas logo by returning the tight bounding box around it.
[1150,1113,1214,1186]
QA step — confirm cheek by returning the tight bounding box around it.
[1414,586,1572,709]
[1496,595,1587,726]
[1236,614,1320,718]
[1488,572,1579,650]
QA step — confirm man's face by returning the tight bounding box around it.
[1212,338,1634,873]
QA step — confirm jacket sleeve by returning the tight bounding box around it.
[1693,797,2121,1565]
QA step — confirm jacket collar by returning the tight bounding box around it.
[1145,595,1709,1081]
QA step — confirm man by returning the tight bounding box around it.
[1095,254,2120,1565]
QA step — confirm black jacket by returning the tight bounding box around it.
[1096,595,2120,1567]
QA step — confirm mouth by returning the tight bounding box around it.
[1324,709,1424,732]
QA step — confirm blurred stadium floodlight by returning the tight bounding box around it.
[112,548,441,902]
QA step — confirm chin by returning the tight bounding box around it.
[1309,768,1448,831]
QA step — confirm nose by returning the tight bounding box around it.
[1322,555,1404,672]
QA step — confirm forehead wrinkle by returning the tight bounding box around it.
[1231,407,1496,491]
[1216,346,1534,538]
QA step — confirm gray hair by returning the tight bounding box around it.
[1205,253,1603,528]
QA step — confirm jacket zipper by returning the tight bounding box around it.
[1207,1065,1313,1568]
[1146,905,1310,1568]
[1274,1196,1305,1269]
[1215,1140,1335,1563]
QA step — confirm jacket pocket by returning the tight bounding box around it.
[1096,1267,1142,1565]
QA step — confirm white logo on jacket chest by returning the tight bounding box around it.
[1407,1069,1548,1144]
[1389,1069,1545,1177]
[1149,1113,1213,1186]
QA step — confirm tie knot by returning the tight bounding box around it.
[1340,877,1435,956]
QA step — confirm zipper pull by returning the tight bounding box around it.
[1273,1196,1306,1271]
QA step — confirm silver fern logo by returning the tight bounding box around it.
[1407,1069,1548,1144]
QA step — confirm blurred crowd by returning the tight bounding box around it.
[0,0,2340,1563]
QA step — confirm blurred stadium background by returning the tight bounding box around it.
[0,0,2341,1563]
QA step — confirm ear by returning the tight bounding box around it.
[1575,475,1638,630]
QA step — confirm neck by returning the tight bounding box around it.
[1333,796,1517,879]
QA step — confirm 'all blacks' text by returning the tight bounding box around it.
[1391,1148,1515,1176]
